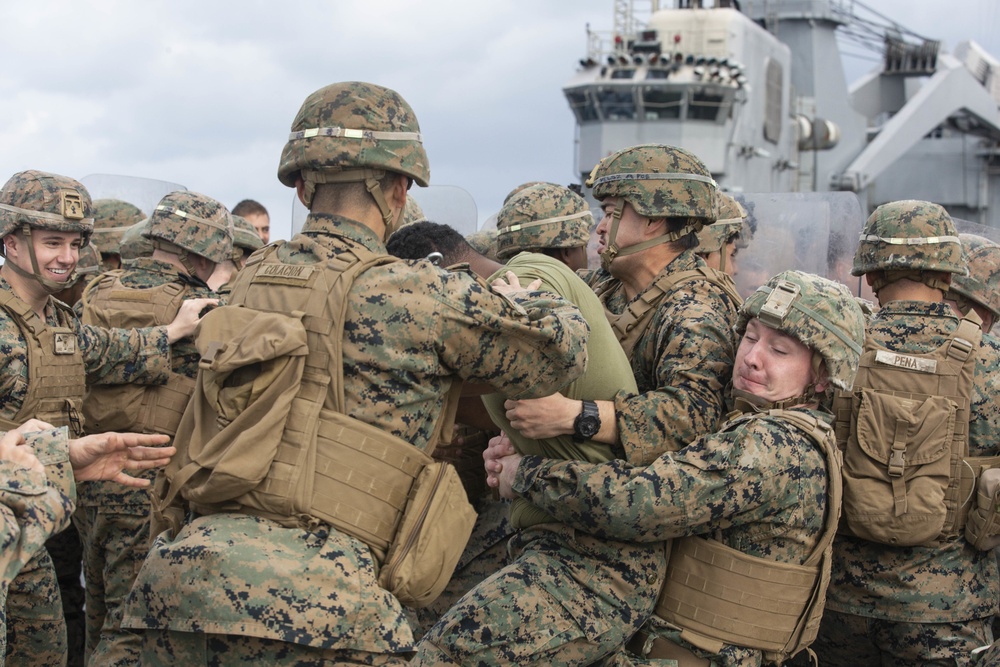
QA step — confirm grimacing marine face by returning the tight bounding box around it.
[733,318,822,403]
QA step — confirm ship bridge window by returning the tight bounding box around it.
[645,68,672,80]
[688,90,726,121]
[597,88,637,120]
[566,89,599,123]
[642,88,683,120]
[610,68,636,80]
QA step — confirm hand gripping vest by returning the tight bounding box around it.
[650,410,841,665]
[0,290,85,436]
[154,237,473,605]
[595,266,742,359]
[832,312,1000,547]
[80,271,194,435]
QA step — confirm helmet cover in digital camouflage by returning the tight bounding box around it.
[496,183,593,260]
[0,170,94,239]
[852,200,966,277]
[144,190,234,264]
[948,233,1000,325]
[737,270,865,391]
[92,198,145,254]
[120,218,154,263]
[696,191,745,254]
[232,215,265,254]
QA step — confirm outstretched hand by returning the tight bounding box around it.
[483,432,522,499]
[166,298,220,343]
[68,432,175,488]
[491,271,543,298]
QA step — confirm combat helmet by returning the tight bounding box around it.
[496,183,593,261]
[737,270,865,404]
[231,214,265,269]
[0,170,95,293]
[852,200,966,293]
[465,229,499,262]
[947,234,1000,332]
[120,218,153,264]
[277,81,429,239]
[143,191,234,277]
[585,143,717,270]
[91,199,145,259]
[695,192,745,273]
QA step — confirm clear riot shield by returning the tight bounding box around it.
[733,191,872,301]
[952,217,1000,246]
[79,174,187,218]
[290,185,479,237]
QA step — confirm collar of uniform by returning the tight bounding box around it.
[875,300,955,320]
[301,213,386,255]
[653,247,700,279]
[129,256,187,278]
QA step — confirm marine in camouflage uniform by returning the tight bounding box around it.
[74,191,231,666]
[0,171,188,667]
[811,201,1000,666]
[214,213,264,295]
[505,144,740,467]
[946,234,1000,334]
[91,199,145,271]
[118,218,153,267]
[694,191,746,277]
[121,81,589,666]
[489,270,865,667]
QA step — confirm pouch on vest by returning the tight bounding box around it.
[966,467,1000,551]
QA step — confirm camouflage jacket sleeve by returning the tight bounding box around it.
[0,428,75,590]
[76,320,171,387]
[434,270,590,400]
[970,331,1000,457]
[512,416,827,553]
[615,281,738,465]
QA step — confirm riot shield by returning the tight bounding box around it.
[733,191,872,300]
[79,174,187,217]
[290,185,479,237]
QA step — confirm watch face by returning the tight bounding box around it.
[577,414,600,438]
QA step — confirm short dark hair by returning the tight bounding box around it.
[232,199,268,217]
[386,221,476,265]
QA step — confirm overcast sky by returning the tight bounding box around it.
[1,0,997,242]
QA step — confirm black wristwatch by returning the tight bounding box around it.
[572,400,601,442]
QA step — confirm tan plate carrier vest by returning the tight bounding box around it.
[156,239,462,561]
[651,410,841,665]
[0,290,85,435]
[596,266,742,359]
[832,312,1000,547]
[80,272,194,435]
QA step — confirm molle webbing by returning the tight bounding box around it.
[195,241,461,559]
[80,273,194,435]
[0,289,85,435]
[654,411,841,661]
[603,266,741,359]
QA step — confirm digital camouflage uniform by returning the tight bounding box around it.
[118,219,153,266]
[948,234,1000,334]
[75,190,230,667]
[415,253,660,666]
[91,199,145,271]
[494,182,592,262]
[509,271,866,667]
[0,427,78,667]
[812,201,1000,666]
[0,171,172,667]
[122,81,590,666]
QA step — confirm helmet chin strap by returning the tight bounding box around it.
[302,168,398,241]
[6,225,74,294]
[731,388,816,414]
[598,202,698,272]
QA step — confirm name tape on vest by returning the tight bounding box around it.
[874,349,937,373]
[255,264,315,283]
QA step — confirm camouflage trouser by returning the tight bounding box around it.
[73,505,149,667]
[405,495,514,639]
[803,609,994,667]
[6,547,67,667]
[412,523,668,666]
[139,629,412,666]
[45,523,86,667]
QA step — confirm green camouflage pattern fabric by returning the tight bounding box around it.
[588,144,717,222]
[91,199,145,254]
[73,242,102,281]
[465,229,499,262]
[738,270,865,391]
[949,234,1000,320]
[582,251,740,464]
[695,191,744,254]
[277,81,430,188]
[74,256,218,666]
[495,183,593,260]
[819,300,1000,662]
[0,170,94,238]
[231,215,264,255]
[502,181,557,205]
[0,274,171,422]
[122,212,589,656]
[0,427,76,666]
[119,219,153,263]
[510,408,834,667]
[852,199,967,276]
[144,191,234,264]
